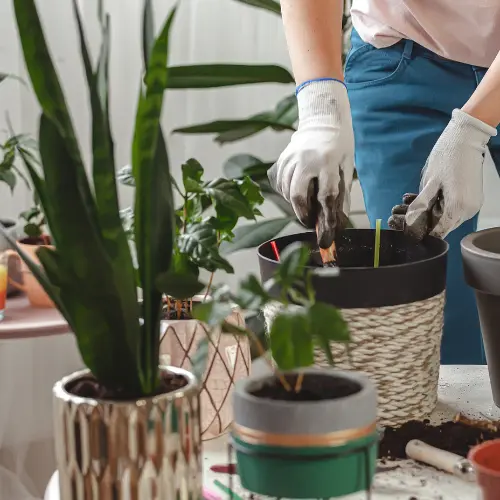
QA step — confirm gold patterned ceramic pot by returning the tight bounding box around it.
[160,303,251,440]
[53,366,202,500]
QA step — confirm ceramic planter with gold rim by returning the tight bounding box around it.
[232,368,378,499]
[53,366,202,500]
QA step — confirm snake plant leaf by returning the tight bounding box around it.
[166,64,294,88]
[232,0,281,15]
[219,216,294,255]
[156,271,205,300]
[39,113,142,392]
[269,310,314,370]
[72,0,93,85]
[14,0,100,234]
[142,0,155,67]
[133,8,177,392]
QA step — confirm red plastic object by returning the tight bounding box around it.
[469,439,500,500]
[270,240,280,261]
[210,463,237,475]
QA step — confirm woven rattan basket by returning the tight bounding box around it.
[259,229,448,427]
[160,299,251,440]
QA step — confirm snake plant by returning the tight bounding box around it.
[6,0,204,396]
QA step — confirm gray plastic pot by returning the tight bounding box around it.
[462,228,500,406]
[232,368,378,498]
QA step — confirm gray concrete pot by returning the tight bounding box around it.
[0,219,23,297]
[462,228,500,406]
[232,368,378,498]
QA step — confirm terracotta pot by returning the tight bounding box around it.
[469,439,500,500]
[53,366,202,500]
[16,238,55,308]
[160,299,251,440]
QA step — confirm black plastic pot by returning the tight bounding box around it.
[258,229,448,309]
[461,228,500,407]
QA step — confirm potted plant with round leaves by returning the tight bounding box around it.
[2,0,207,498]
[193,243,378,499]
[118,158,264,439]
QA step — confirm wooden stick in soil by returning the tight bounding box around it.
[315,223,337,267]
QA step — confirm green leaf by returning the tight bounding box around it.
[237,177,264,210]
[14,0,100,235]
[277,242,310,287]
[0,73,7,84]
[142,0,155,67]
[24,223,41,238]
[205,178,256,221]
[223,154,273,180]
[0,169,16,192]
[233,0,281,15]
[191,338,209,383]
[181,158,204,193]
[166,64,294,88]
[174,117,295,136]
[269,309,314,370]
[72,0,93,86]
[220,217,294,255]
[156,271,205,299]
[234,274,270,310]
[133,7,177,392]
[193,301,233,327]
[308,303,350,366]
[178,222,234,274]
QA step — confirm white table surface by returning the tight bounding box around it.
[44,364,500,500]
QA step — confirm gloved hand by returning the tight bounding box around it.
[400,109,497,240]
[267,80,355,249]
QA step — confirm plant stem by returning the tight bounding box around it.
[374,219,381,268]
[246,327,292,392]
[294,372,304,393]
[203,272,214,302]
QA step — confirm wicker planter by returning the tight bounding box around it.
[160,301,251,439]
[259,229,448,427]
[53,366,202,500]
[232,369,378,498]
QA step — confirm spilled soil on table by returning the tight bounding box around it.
[379,419,500,460]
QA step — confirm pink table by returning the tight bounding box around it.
[0,295,69,339]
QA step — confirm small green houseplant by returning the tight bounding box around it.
[119,158,262,439]
[3,0,207,497]
[194,243,378,499]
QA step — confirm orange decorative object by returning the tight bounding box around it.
[0,262,7,319]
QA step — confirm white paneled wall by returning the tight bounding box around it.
[1,0,499,288]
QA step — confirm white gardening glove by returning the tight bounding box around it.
[404,109,497,240]
[267,80,355,249]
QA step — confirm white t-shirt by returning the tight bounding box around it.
[351,0,500,67]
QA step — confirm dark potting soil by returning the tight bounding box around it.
[250,373,361,402]
[66,371,188,400]
[19,235,51,246]
[379,419,500,460]
[162,308,192,320]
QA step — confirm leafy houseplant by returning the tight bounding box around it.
[167,0,356,256]
[119,158,261,438]
[5,0,206,497]
[193,243,378,499]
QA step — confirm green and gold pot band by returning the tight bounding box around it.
[232,421,377,448]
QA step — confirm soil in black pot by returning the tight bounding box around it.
[379,419,500,460]
[66,370,188,400]
[250,373,361,402]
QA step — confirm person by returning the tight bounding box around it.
[268,1,500,365]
